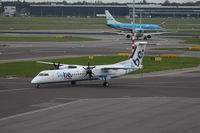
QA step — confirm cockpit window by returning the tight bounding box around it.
[38,73,49,76]
[68,66,77,69]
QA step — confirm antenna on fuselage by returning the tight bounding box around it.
[130,0,137,55]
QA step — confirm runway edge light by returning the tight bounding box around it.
[151,57,162,61]
[88,56,94,60]
[188,47,200,50]
[161,54,180,58]
[55,35,64,38]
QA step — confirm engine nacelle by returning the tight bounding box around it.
[125,34,131,39]
[147,35,151,38]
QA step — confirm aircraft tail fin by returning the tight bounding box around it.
[130,41,147,69]
[105,10,121,24]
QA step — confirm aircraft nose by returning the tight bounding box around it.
[157,25,163,30]
[31,77,39,84]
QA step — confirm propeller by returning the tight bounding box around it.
[83,62,95,79]
[53,61,61,69]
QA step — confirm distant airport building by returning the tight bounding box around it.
[127,4,200,18]
[30,4,128,17]
[29,4,200,18]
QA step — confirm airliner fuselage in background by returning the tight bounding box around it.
[105,10,163,39]
[106,23,163,32]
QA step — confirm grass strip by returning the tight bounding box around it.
[0,37,99,42]
[0,17,199,24]
[0,56,200,77]
[0,25,108,30]
[152,48,200,51]
[163,25,200,29]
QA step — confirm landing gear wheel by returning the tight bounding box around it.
[36,84,40,88]
[71,81,76,85]
[103,82,109,87]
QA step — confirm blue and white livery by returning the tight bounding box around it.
[105,10,163,40]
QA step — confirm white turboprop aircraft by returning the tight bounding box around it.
[31,41,147,88]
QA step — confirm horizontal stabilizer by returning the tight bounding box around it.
[135,41,158,46]
[144,32,168,36]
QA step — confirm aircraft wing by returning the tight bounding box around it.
[96,66,136,80]
[36,61,66,66]
[102,67,135,70]
[143,32,168,36]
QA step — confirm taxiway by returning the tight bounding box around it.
[0,67,200,133]
[0,29,200,133]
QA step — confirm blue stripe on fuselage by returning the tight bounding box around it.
[106,23,163,31]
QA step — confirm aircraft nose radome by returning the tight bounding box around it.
[157,25,163,30]
[31,77,38,84]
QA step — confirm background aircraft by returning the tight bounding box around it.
[105,10,163,40]
[31,41,148,88]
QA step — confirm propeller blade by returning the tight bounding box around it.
[52,61,60,69]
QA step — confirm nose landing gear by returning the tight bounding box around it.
[102,76,110,87]
[36,84,40,88]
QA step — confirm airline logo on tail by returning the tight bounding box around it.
[132,48,145,67]
[130,42,146,68]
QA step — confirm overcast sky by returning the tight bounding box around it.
[2,0,199,3]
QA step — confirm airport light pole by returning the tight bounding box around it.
[132,0,136,43]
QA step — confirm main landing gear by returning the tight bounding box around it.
[103,81,109,87]
[102,77,109,87]
[36,84,40,88]
[71,81,76,85]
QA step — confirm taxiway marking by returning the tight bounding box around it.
[0,99,83,121]
[0,88,34,93]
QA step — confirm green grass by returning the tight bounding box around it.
[1,24,200,31]
[0,17,107,24]
[133,56,200,74]
[0,37,99,42]
[152,48,200,51]
[164,25,200,29]
[0,56,200,77]
[0,17,199,30]
[0,17,199,24]
[0,25,108,30]
[0,56,128,77]
[176,30,200,34]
